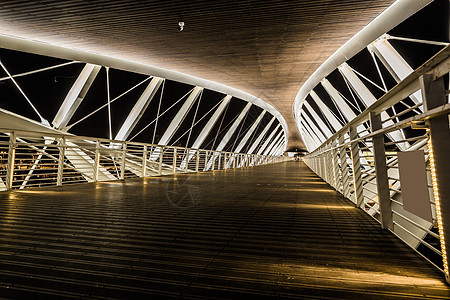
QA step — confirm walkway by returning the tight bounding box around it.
[0,161,448,299]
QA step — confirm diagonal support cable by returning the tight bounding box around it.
[0,59,48,124]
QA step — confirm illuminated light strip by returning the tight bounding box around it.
[427,134,448,278]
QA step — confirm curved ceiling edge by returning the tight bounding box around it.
[292,0,432,128]
[0,33,289,151]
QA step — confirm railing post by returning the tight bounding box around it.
[349,125,364,208]
[331,138,340,190]
[5,131,16,190]
[338,134,350,198]
[233,154,237,169]
[173,148,177,174]
[195,150,200,172]
[57,137,65,186]
[158,147,163,175]
[184,149,189,173]
[370,112,393,230]
[120,143,126,180]
[93,140,100,182]
[420,74,450,283]
[218,152,222,170]
[223,153,227,169]
[211,151,215,171]
[142,145,148,177]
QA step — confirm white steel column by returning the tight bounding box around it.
[369,37,423,107]
[302,103,333,138]
[300,128,319,151]
[300,113,327,143]
[310,91,343,132]
[321,79,357,123]
[115,77,163,141]
[52,63,101,130]
[180,95,231,169]
[247,117,275,154]
[230,110,266,167]
[206,102,251,170]
[158,86,203,146]
[256,124,281,155]
[338,63,408,150]
[233,110,266,153]
[215,103,252,151]
[192,95,231,149]
[301,120,323,147]
[263,131,283,156]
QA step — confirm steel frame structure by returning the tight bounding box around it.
[302,46,450,282]
[0,35,290,192]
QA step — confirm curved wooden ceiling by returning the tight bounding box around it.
[0,0,396,151]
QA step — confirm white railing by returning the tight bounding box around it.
[302,46,450,280]
[0,129,290,191]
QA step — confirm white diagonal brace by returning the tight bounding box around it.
[338,63,408,150]
[247,117,275,154]
[115,77,163,141]
[257,124,281,155]
[302,103,333,138]
[321,78,357,123]
[263,130,283,156]
[180,95,232,169]
[228,110,266,168]
[158,86,203,145]
[300,120,322,147]
[233,110,266,153]
[269,137,285,156]
[369,37,423,107]
[300,128,318,151]
[309,91,343,132]
[53,63,101,130]
[216,102,252,151]
[192,95,231,149]
[300,112,327,143]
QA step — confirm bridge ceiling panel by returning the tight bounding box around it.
[0,0,397,151]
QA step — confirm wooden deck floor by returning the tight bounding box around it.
[0,161,448,299]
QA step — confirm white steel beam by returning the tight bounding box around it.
[338,63,408,150]
[228,110,266,168]
[233,110,266,153]
[215,102,252,151]
[300,113,327,143]
[269,137,285,156]
[206,102,251,170]
[294,0,432,116]
[263,130,283,156]
[309,90,343,132]
[158,86,203,145]
[256,124,281,155]
[301,120,323,147]
[192,95,231,149]
[321,78,357,123]
[369,37,423,108]
[115,77,163,141]
[302,103,333,138]
[300,128,318,151]
[247,117,275,154]
[180,95,232,169]
[52,63,101,130]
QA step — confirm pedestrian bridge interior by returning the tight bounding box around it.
[0,0,449,298]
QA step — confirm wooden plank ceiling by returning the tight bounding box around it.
[0,0,396,151]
